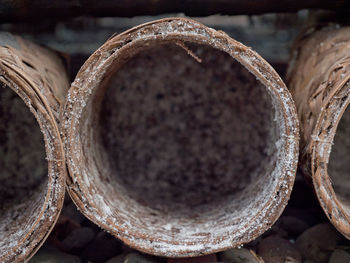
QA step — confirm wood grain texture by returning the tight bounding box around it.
[63,17,299,257]
[0,33,69,262]
[287,25,350,239]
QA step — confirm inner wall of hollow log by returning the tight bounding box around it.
[329,101,350,207]
[0,86,47,209]
[99,42,277,215]
[0,85,48,255]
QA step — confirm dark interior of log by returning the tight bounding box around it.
[0,86,47,251]
[329,105,350,208]
[94,42,279,224]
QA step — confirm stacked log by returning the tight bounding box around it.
[287,25,350,239]
[62,18,299,257]
[0,33,69,262]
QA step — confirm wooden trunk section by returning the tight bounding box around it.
[63,18,299,257]
[0,33,69,262]
[287,25,350,239]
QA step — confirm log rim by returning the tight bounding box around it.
[0,36,66,263]
[311,79,350,239]
[63,17,299,257]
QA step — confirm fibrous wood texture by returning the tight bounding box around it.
[287,25,350,239]
[63,18,299,257]
[0,33,69,262]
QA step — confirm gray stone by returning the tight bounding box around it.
[329,249,350,263]
[278,216,309,238]
[107,252,157,263]
[218,247,263,263]
[106,254,126,263]
[295,223,342,263]
[258,236,301,263]
[62,227,95,251]
[29,246,81,263]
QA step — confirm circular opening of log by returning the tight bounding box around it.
[0,87,47,255]
[65,18,298,256]
[328,105,350,211]
[99,43,277,217]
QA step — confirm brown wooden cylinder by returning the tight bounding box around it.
[287,25,350,238]
[0,33,69,262]
[63,18,299,257]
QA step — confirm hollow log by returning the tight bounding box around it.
[287,25,350,238]
[0,33,69,262]
[62,18,299,257]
